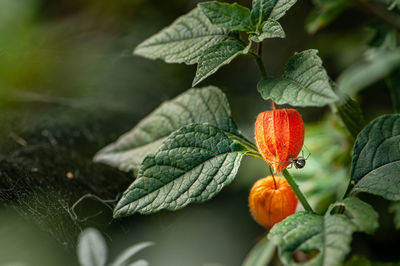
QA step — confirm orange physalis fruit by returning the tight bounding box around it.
[248,176,298,229]
[254,109,305,173]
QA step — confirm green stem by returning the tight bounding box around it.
[282,169,314,213]
[255,43,267,77]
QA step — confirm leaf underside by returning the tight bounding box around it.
[134,7,234,65]
[257,49,338,107]
[113,123,245,217]
[349,114,400,200]
[268,197,378,266]
[93,86,239,172]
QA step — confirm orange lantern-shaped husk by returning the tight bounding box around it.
[255,109,305,173]
[248,176,298,229]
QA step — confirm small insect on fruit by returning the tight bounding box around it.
[255,108,308,173]
[287,150,310,169]
[248,176,298,229]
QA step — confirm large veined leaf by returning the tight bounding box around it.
[94,86,239,172]
[249,19,285,42]
[242,236,276,266]
[251,0,297,27]
[199,1,254,32]
[269,197,378,266]
[134,7,235,65]
[257,49,338,107]
[193,40,249,86]
[348,114,400,200]
[337,48,400,96]
[113,123,246,217]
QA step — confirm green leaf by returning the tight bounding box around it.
[77,228,107,266]
[336,96,366,139]
[94,86,239,172]
[389,201,400,230]
[109,242,153,266]
[242,236,276,266]
[257,49,338,107]
[251,0,297,27]
[193,40,249,86]
[113,123,246,217]
[348,114,400,200]
[306,0,351,34]
[269,197,378,266]
[386,0,400,10]
[249,19,285,42]
[134,7,235,65]
[368,23,397,50]
[337,49,400,96]
[199,1,254,32]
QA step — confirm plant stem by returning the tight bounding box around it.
[256,43,267,77]
[269,166,277,189]
[271,100,278,110]
[283,169,314,213]
[353,0,400,32]
[254,42,279,110]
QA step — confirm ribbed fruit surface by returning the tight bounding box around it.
[248,176,298,229]
[255,109,304,173]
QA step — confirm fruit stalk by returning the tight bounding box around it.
[283,169,314,213]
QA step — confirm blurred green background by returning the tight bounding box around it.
[0,0,398,265]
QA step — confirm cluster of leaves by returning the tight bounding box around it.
[77,227,153,266]
[94,0,400,265]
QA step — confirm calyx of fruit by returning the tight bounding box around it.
[255,109,305,173]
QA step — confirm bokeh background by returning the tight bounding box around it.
[0,0,398,265]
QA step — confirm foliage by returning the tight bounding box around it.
[77,227,153,266]
[389,201,400,230]
[92,0,400,264]
[269,197,378,266]
[94,86,239,173]
[347,114,400,200]
[242,236,275,266]
[1,0,400,265]
[113,123,246,217]
[257,49,338,106]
